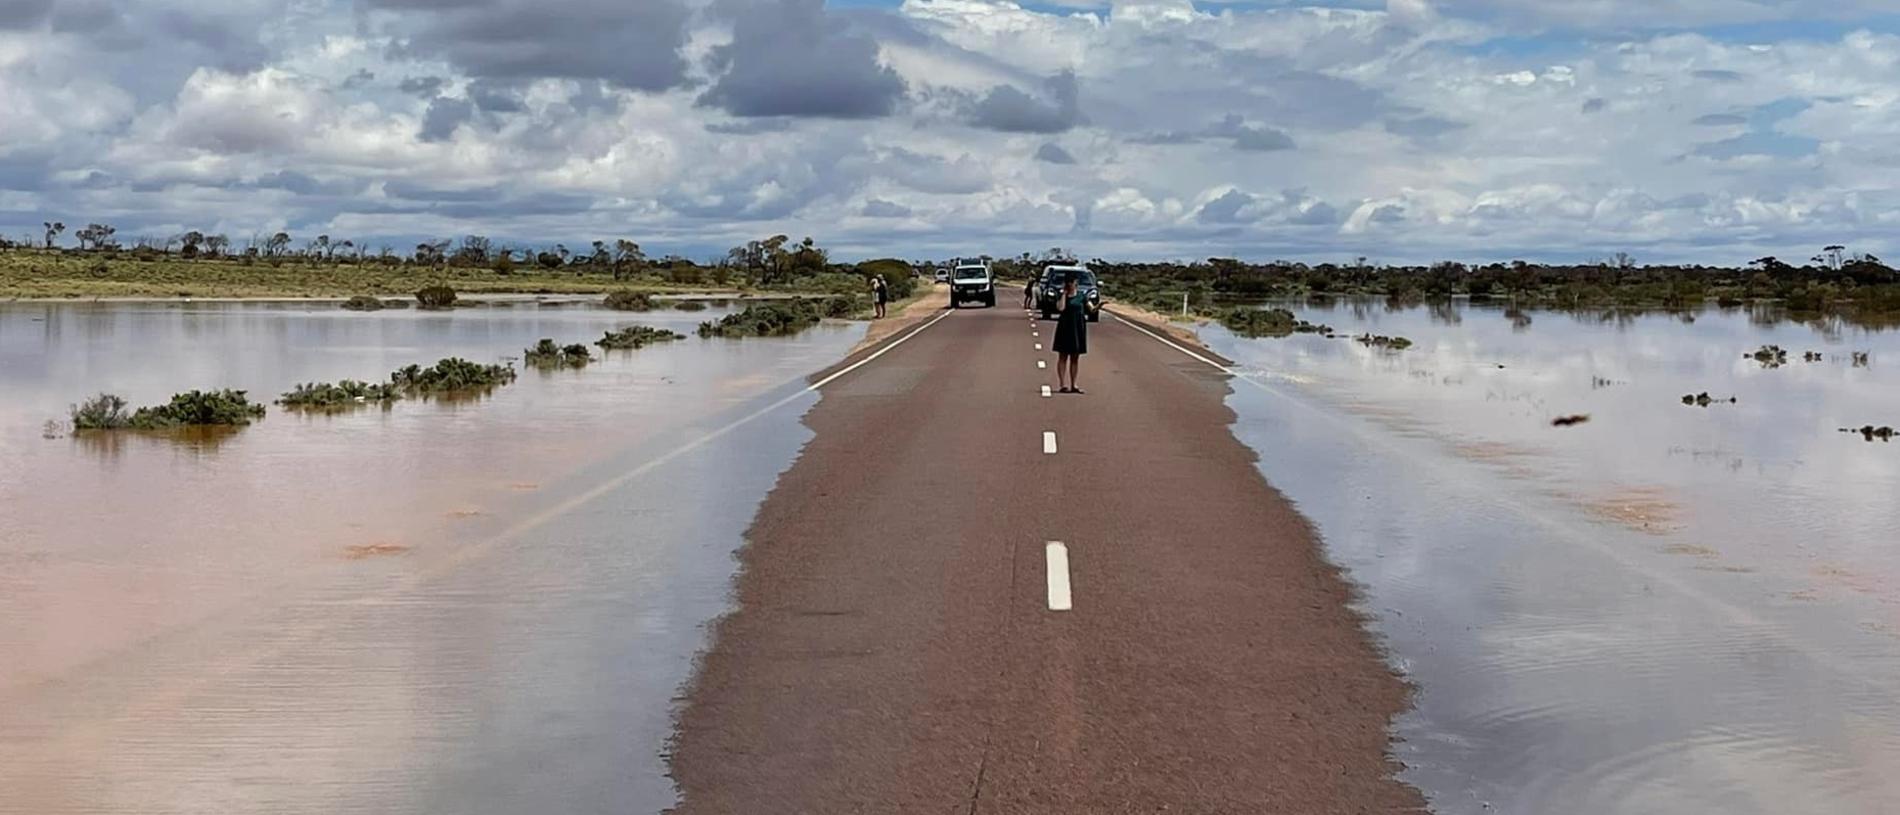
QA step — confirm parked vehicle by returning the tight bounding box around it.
[933,268,950,284]
[1036,265,1101,322]
[950,262,996,308]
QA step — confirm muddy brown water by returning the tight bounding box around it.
[1212,299,1900,814]
[0,300,863,814]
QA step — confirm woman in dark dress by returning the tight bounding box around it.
[1052,271,1088,393]
[871,275,889,319]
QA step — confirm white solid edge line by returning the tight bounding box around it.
[1046,542,1072,611]
[1043,430,1058,454]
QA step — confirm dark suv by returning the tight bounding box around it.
[1036,265,1100,322]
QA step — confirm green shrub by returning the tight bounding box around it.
[1219,307,1331,338]
[390,358,516,392]
[278,380,401,410]
[125,389,267,428]
[857,259,916,299]
[596,326,685,350]
[698,299,825,338]
[71,393,132,429]
[1356,334,1414,351]
[604,290,655,311]
[341,295,385,311]
[416,285,458,310]
[524,338,592,368]
[673,300,708,312]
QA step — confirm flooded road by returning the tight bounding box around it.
[0,299,864,814]
[1209,300,1900,814]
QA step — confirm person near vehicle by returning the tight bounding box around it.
[1023,274,1036,309]
[1053,269,1088,393]
[871,274,889,319]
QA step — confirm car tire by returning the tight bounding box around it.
[984,294,995,308]
[1087,312,1100,323]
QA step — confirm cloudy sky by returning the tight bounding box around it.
[2,0,1898,264]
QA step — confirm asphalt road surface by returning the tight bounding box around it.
[669,304,1424,813]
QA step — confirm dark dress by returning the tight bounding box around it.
[873,279,888,305]
[1053,291,1088,355]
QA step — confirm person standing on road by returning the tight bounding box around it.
[1053,270,1088,394]
[1023,274,1036,310]
[871,274,889,319]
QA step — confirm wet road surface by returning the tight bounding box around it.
[668,305,1420,812]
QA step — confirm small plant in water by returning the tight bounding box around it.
[698,300,826,338]
[1681,392,1738,407]
[278,380,402,410]
[1356,333,1414,351]
[76,389,268,430]
[1841,425,1896,442]
[596,326,685,350]
[390,358,516,393]
[1749,345,1788,368]
[523,338,592,368]
[340,295,385,311]
[673,300,708,312]
[70,393,133,429]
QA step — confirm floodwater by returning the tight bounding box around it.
[0,298,865,814]
[1210,300,1900,814]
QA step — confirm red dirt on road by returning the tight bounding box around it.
[668,304,1424,813]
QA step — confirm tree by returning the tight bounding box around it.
[1815,245,1847,271]
[43,221,65,249]
[266,232,291,257]
[180,230,205,258]
[204,234,229,258]
[311,234,331,261]
[612,239,645,281]
[455,235,491,266]
[75,223,116,251]
[1609,251,1636,270]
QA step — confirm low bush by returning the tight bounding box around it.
[524,338,593,368]
[416,285,458,310]
[390,358,516,392]
[697,299,825,338]
[673,300,708,312]
[856,259,916,300]
[278,380,401,410]
[596,326,685,350]
[341,295,385,311]
[70,393,132,429]
[125,389,267,428]
[604,290,655,311]
[1356,334,1415,351]
[1218,307,1331,338]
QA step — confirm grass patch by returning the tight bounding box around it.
[604,290,656,311]
[673,299,708,312]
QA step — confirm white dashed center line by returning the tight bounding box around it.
[1041,385,1052,398]
[1046,542,1072,611]
[1035,342,1042,350]
[1043,431,1058,454]
[1037,360,1046,369]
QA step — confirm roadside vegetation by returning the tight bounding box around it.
[278,380,402,410]
[71,389,267,430]
[0,227,920,303]
[979,247,1900,328]
[1218,307,1332,338]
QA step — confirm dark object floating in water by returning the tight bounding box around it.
[1748,345,1788,368]
[1851,351,1870,367]
[1355,333,1414,351]
[1681,392,1737,407]
[1841,425,1896,442]
[1803,351,1823,362]
[1551,414,1591,427]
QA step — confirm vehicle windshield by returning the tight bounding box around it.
[954,267,987,279]
[1043,269,1095,287]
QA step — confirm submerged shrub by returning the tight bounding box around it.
[278,380,402,410]
[390,358,516,393]
[596,326,684,350]
[416,285,458,310]
[341,295,385,311]
[1219,307,1331,338]
[524,338,593,368]
[604,290,655,311]
[823,295,863,319]
[70,393,132,430]
[697,299,824,338]
[126,389,267,428]
[1356,334,1414,351]
[673,300,708,312]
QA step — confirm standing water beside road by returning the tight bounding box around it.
[0,299,865,814]
[1205,299,1900,814]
